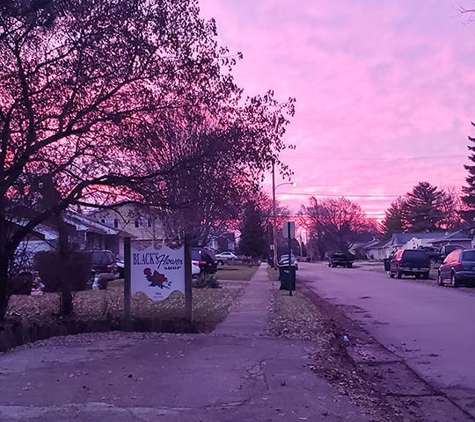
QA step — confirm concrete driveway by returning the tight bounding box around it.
[0,265,370,422]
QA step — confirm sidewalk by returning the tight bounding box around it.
[212,263,271,337]
[0,264,372,422]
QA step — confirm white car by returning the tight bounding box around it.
[191,259,200,276]
[215,251,238,265]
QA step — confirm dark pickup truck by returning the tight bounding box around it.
[328,252,354,268]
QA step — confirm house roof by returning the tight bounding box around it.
[429,230,473,245]
[390,232,445,246]
[364,239,391,250]
[65,212,133,237]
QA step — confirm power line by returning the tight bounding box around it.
[282,154,466,162]
[276,191,400,198]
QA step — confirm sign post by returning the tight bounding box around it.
[184,235,193,322]
[124,237,132,330]
[283,221,295,297]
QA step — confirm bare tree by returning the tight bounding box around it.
[301,197,373,256]
[0,0,295,319]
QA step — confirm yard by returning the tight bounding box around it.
[216,263,259,281]
[6,279,243,333]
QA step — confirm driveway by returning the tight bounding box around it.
[299,261,475,418]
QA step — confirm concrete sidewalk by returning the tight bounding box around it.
[0,264,372,422]
[213,263,272,337]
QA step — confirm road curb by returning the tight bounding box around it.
[298,279,475,421]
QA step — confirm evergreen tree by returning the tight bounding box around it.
[381,198,406,239]
[239,201,268,259]
[462,126,475,223]
[403,182,449,232]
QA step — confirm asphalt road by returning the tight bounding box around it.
[299,261,475,419]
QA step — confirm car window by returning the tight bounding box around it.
[462,251,475,261]
[90,250,114,264]
[191,249,201,260]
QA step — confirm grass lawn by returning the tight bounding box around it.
[216,264,259,281]
[6,279,243,332]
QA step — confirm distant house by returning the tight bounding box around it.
[397,232,445,251]
[90,204,165,243]
[209,232,237,252]
[365,232,445,260]
[364,239,390,260]
[16,212,131,267]
[429,231,473,249]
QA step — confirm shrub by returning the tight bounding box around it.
[192,273,222,289]
[34,251,92,292]
[8,271,34,295]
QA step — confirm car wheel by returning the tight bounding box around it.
[422,272,429,280]
[437,272,443,286]
[415,274,420,279]
[328,263,331,267]
[451,272,458,288]
[389,271,395,278]
[397,271,402,279]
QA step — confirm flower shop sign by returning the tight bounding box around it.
[130,245,185,301]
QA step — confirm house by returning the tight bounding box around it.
[429,231,473,250]
[90,204,165,243]
[398,232,445,251]
[363,239,390,260]
[209,232,237,252]
[365,232,445,260]
[16,212,131,267]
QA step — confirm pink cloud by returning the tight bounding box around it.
[200,0,475,217]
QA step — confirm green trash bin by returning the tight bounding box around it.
[383,258,391,272]
[279,266,296,291]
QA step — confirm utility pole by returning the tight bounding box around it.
[272,161,278,270]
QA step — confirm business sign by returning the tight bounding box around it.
[130,245,185,301]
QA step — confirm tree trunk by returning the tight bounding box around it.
[0,252,9,322]
[56,214,73,316]
[0,205,11,322]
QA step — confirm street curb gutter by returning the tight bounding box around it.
[299,280,475,422]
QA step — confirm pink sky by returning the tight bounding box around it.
[199,0,475,220]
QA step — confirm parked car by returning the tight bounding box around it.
[85,249,118,289]
[417,246,440,264]
[389,249,430,279]
[215,251,238,265]
[437,248,475,287]
[328,252,354,268]
[191,257,201,277]
[278,254,298,270]
[191,248,218,274]
[438,244,464,263]
[87,249,118,275]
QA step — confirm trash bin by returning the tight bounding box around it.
[279,266,296,291]
[383,258,391,272]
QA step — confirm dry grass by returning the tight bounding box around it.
[216,264,259,281]
[7,279,242,331]
[268,289,333,344]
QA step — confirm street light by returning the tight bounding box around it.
[272,161,297,269]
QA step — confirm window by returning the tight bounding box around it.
[462,251,475,261]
